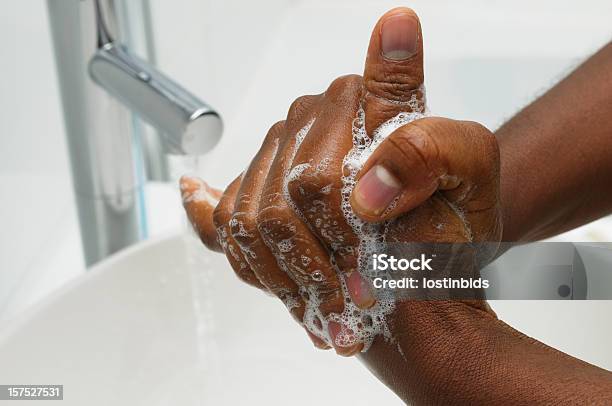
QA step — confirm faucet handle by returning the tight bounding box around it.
[89,43,223,155]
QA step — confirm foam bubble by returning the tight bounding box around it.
[329,99,427,350]
[278,101,428,351]
[275,99,428,351]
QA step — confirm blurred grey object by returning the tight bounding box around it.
[484,243,612,299]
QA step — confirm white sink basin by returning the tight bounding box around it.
[0,234,400,405]
[0,234,610,405]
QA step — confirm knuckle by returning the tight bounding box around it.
[364,72,424,102]
[229,211,258,244]
[285,166,351,251]
[482,135,500,168]
[286,95,318,125]
[256,204,296,239]
[463,120,489,134]
[463,120,500,167]
[264,120,286,141]
[287,163,339,204]
[326,74,362,95]
[389,123,440,168]
[222,236,251,276]
[212,203,231,229]
[325,74,363,113]
[478,125,499,156]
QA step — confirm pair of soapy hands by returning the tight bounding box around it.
[181,7,502,356]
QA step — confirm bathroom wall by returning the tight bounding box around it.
[0,0,79,317]
[0,0,611,319]
[149,0,295,123]
[188,0,612,187]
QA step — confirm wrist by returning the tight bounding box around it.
[361,298,612,405]
[358,300,497,404]
[496,127,530,242]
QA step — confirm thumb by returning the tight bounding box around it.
[350,117,500,222]
[363,7,425,134]
[180,175,223,252]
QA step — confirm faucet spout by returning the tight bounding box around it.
[89,43,222,155]
[47,0,222,266]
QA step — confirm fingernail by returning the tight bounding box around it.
[381,13,419,60]
[352,165,402,215]
[328,321,342,342]
[327,321,363,356]
[179,175,201,205]
[179,175,200,194]
[179,175,220,205]
[347,271,376,309]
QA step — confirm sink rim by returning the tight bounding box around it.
[0,232,186,345]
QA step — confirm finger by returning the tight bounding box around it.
[259,92,367,355]
[328,321,364,357]
[286,75,376,309]
[213,175,267,290]
[350,117,501,239]
[230,121,308,323]
[180,176,223,252]
[306,329,332,350]
[363,7,425,134]
[257,103,345,329]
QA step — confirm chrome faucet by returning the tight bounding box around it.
[47,0,222,266]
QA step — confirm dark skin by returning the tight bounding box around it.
[181,7,612,405]
[499,41,612,242]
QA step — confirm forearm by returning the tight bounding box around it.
[360,301,612,405]
[497,42,612,241]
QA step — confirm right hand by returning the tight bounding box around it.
[180,7,502,355]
